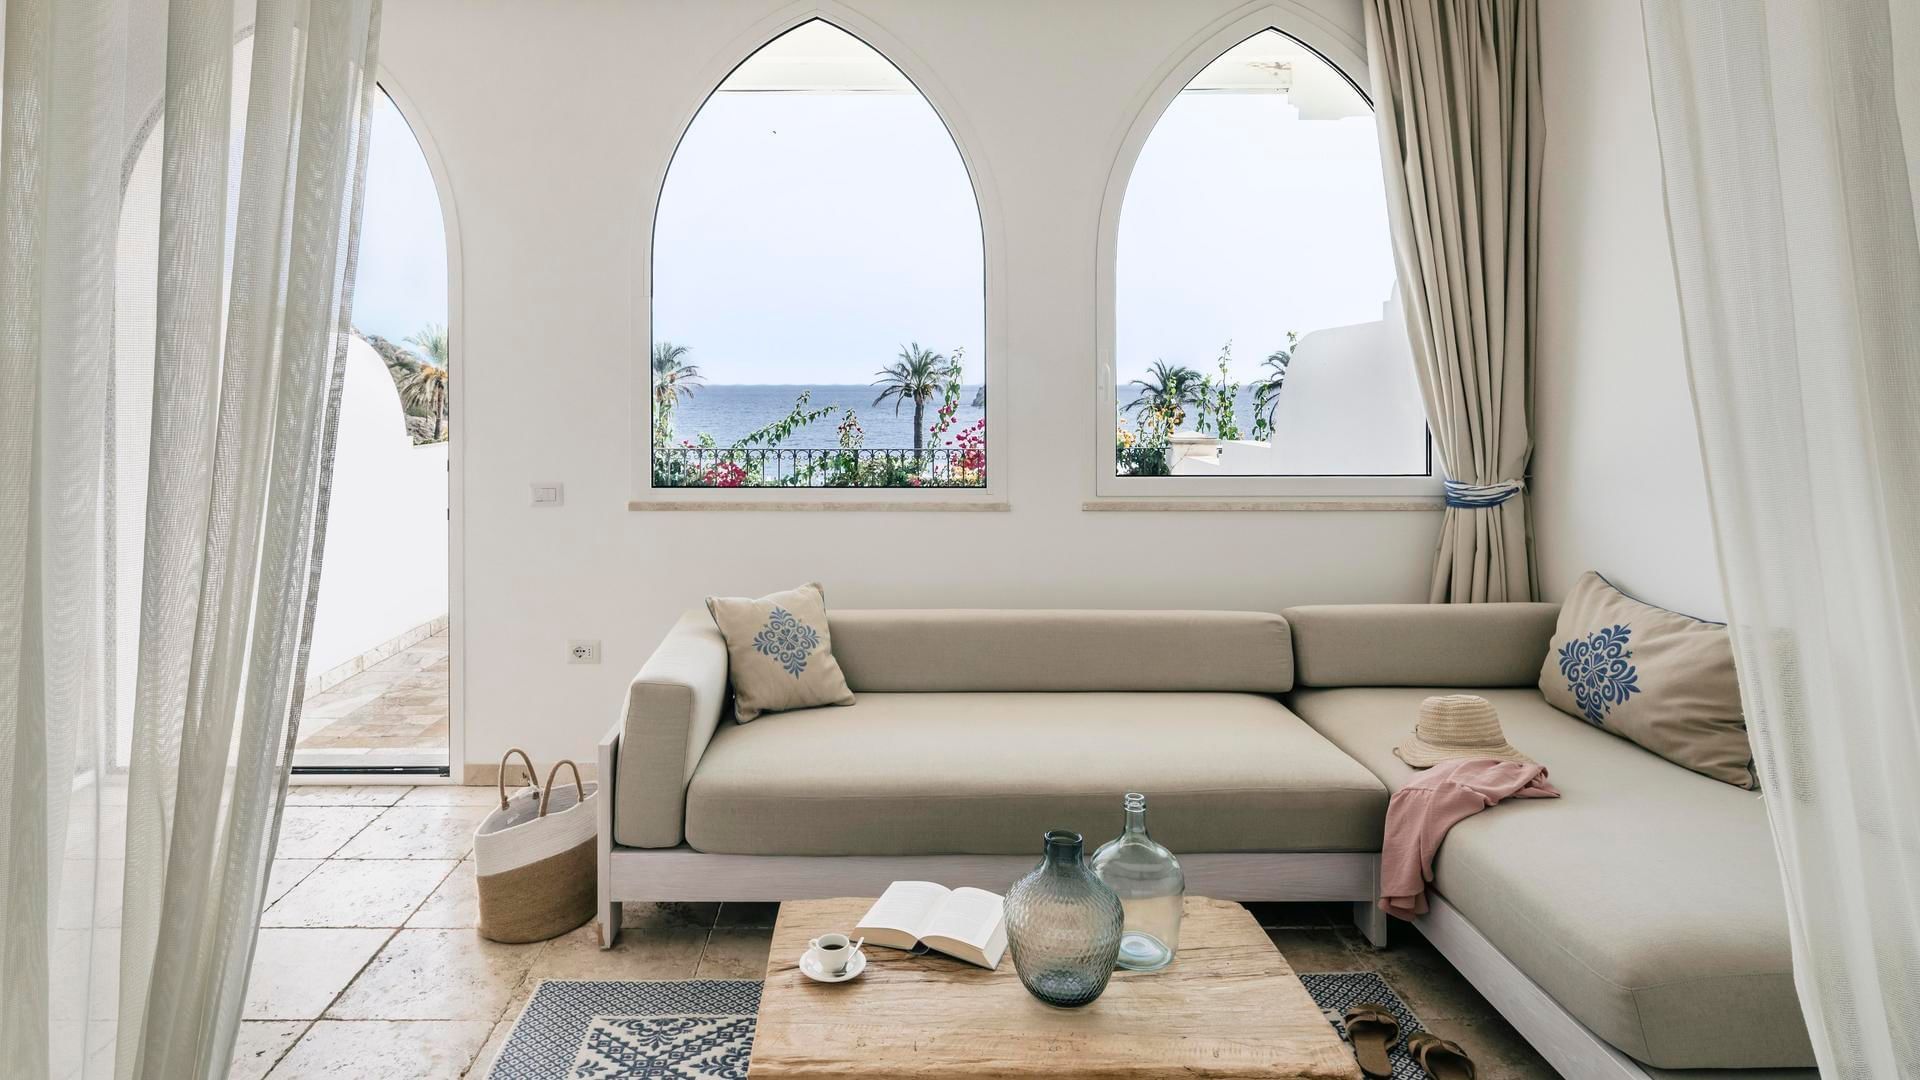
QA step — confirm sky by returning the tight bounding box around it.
[352,91,449,349]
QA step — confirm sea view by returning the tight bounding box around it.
[670,384,986,449]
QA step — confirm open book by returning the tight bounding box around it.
[855,881,1007,970]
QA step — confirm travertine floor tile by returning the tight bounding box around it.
[265,861,325,907]
[531,921,706,982]
[284,786,410,807]
[1422,1015,1561,1079]
[335,805,489,860]
[621,901,720,930]
[697,927,772,978]
[397,785,502,807]
[327,929,536,1021]
[1366,936,1500,1021]
[264,859,456,928]
[1266,928,1364,974]
[276,807,383,860]
[230,1020,306,1080]
[244,929,391,1020]
[266,1020,491,1079]
[463,1018,515,1079]
[407,859,478,928]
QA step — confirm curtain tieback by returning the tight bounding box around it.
[1443,478,1527,508]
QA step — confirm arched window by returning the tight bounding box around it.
[650,20,987,491]
[1103,28,1432,495]
[114,42,452,768]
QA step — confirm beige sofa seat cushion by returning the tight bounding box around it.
[684,692,1385,856]
[828,610,1293,693]
[1287,687,1813,1071]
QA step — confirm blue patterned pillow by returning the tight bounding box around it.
[1540,572,1755,788]
[706,583,854,722]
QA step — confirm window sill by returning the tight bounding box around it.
[1082,497,1443,512]
[629,498,1009,512]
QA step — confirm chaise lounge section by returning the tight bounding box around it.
[1283,603,1816,1080]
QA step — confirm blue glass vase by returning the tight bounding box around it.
[1005,830,1125,1008]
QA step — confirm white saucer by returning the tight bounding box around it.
[799,948,866,983]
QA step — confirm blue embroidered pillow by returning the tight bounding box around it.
[706,583,853,722]
[1539,572,1755,788]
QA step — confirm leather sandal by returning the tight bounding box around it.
[1406,1032,1476,1080]
[1341,1003,1401,1078]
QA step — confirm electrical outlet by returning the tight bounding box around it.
[531,482,564,507]
[568,639,601,665]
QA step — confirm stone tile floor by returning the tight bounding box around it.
[244,784,1561,1078]
[294,631,449,758]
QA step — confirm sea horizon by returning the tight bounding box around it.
[666,383,985,451]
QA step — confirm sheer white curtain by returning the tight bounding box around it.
[0,0,379,1076]
[1642,1,1920,1074]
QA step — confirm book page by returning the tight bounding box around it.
[921,887,1004,951]
[855,881,950,949]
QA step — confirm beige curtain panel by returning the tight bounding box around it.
[1366,0,1543,603]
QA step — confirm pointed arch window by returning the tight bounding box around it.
[648,20,988,491]
[1100,27,1435,499]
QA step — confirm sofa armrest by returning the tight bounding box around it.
[612,610,729,847]
[1282,603,1561,688]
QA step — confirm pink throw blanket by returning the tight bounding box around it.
[1379,757,1560,920]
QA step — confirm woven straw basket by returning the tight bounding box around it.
[473,749,598,943]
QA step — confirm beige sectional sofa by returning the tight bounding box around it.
[597,604,1815,1080]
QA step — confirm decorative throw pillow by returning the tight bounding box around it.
[1540,572,1757,788]
[705,582,854,723]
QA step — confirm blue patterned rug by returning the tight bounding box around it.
[489,973,1424,1079]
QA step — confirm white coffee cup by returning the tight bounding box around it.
[806,932,862,976]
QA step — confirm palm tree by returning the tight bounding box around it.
[399,362,449,442]
[651,341,704,406]
[406,323,450,370]
[1249,333,1296,441]
[396,323,451,441]
[871,342,949,452]
[1124,360,1204,436]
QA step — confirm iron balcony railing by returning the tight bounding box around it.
[652,446,986,488]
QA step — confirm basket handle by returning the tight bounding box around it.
[540,760,585,817]
[498,747,540,811]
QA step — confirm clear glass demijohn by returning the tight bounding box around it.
[1090,792,1184,971]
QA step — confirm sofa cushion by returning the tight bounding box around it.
[828,610,1293,693]
[1283,603,1560,687]
[1287,686,1813,1070]
[684,692,1383,856]
[1541,572,1756,788]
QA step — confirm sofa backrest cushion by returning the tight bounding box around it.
[1283,602,1561,687]
[827,609,1293,693]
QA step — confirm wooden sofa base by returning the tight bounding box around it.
[596,845,1387,950]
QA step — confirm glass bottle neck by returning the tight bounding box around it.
[1043,830,1085,870]
[1124,806,1149,837]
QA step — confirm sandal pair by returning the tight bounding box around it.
[1340,1003,1476,1080]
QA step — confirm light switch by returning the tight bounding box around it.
[530,482,564,507]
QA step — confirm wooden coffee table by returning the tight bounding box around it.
[749,896,1361,1079]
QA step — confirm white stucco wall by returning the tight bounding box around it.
[304,337,450,678]
[1533,0,1726,619]
[372,0,1449,769]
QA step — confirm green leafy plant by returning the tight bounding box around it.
[651,341,704,446]
[1249,332,1296,443]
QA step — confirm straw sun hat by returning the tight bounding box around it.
[1394,695,1533,768]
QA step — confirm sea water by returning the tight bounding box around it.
[666,384,985,450]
